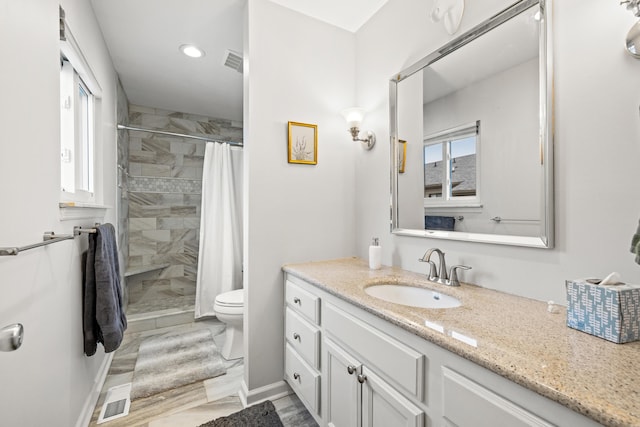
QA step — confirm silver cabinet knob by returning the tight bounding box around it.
[0,323,24,352]
[357,374,367,384]
[347,365,356,375]
[293,297,301,304]
[293,372,300,381]
[293,333,300,341]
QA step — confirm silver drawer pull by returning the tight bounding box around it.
[293,297,301,304]
[0,323,24,352]
[357,374,367,384]
[293,372,300,381]
[293,332,300,341]
[347,365,356,375]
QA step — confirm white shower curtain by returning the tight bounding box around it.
[195,142,243,319]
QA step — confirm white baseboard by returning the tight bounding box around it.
[75,352,114,427]
[238,379,292,408]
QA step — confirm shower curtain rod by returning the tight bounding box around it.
[117,124,243,147]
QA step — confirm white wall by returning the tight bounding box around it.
[243,0,358,396]
[0,0,118,425]
[355,0,640,303]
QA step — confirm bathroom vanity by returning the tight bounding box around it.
[282,258,640,427]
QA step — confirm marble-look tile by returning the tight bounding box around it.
[184,265,198,281]
[170,166,197,179]
[141,163,171,177]
[157,218,184,230]
[170,206,197,216]
[130,218,157,231]
[140,115,171,130]
[129,205,172,218]
[129,192,163,206]
[94,381,209,427]
[157,240,184,254]
[130,241,157,256]
[170,141,198,155]
[129,162,142,176]
[204,364,244,402]
[273,394,319,427]
[126,318,158,334]
[129,136,143,151]
[141,229,171,242]
[128,256,143,267]
[155,310,196,329]
[170,228,194,242]
[147,395,243,427]
[185,194,202,205]
[158,193,185,205]
[141,137,171,153]
[182,154,204,167]
[158,265,184,279]
[130,149,156,163]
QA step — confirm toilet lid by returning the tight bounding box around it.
[215,289,244,307]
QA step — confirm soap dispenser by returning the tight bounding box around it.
[369,238,381,270]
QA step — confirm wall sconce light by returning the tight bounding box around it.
[340,107,376,150]
[621,0,640,58]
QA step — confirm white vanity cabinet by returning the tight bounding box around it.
[284,278,322,423]
[283,274,602,427]
[324,338,424,427]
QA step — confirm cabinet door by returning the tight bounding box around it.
[325,338,362,427]
[361,367,425,427]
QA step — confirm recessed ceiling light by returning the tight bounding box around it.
[179,44,205,58]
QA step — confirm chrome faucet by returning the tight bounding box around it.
[419,248,447,282]
[419,248,471,287]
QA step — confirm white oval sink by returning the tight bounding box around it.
[364,284,461,309]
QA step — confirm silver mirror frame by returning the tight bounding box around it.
[390,0,554,248]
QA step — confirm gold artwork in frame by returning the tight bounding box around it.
[398,139,407,173]
[288,121,318,165]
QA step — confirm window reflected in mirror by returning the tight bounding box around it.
[424,121,478,204]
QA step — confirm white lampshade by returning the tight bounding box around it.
[341,107,366,129]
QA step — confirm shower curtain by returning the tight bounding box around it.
[195,142,243,319]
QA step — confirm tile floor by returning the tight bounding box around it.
[89,319,317,427]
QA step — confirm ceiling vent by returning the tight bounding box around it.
[222,49,243,73]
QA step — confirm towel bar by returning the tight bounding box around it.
[0,224,99,256]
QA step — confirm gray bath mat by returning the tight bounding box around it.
[198,401,283,427]
[130,328,226,400]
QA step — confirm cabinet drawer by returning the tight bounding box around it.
[325,303,424,400]
[442,367,553,427]
[285,308,320,369]
[285,343,320,415]
[285,279,320,324]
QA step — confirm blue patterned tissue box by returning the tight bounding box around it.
[566,279,640,343]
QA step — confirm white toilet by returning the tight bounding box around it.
[213,289,244,360]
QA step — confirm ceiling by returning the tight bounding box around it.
[90,0,389,122]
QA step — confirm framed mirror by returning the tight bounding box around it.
[390,0,553,248]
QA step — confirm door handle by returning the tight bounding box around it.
[0,323,24,352]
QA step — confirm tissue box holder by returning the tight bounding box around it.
[566,279,640,343]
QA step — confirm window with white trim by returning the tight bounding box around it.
[59,7,101,203]
[423,121,480,207]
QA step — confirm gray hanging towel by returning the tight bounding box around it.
[632,219,640,265]
[83,223,127,356]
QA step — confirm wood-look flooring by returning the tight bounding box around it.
[89,320,317,427]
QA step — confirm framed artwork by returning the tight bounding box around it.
[398,139,407,173]
[288,121,317,165]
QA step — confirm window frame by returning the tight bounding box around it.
[423,121,481,208]
[59,11,101,204]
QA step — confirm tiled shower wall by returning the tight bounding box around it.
[126,105,243,316]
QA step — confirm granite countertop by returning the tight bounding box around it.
[282,257,640,427]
